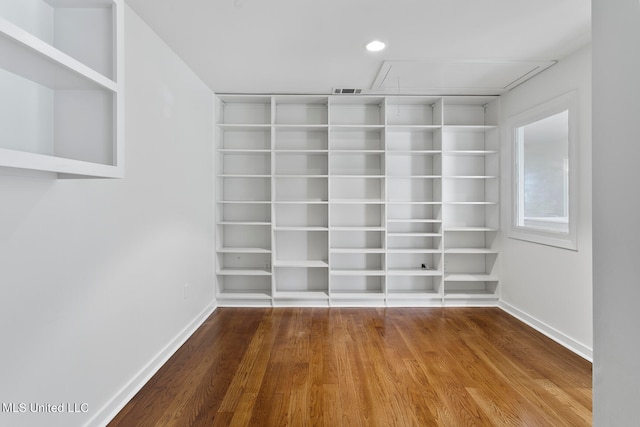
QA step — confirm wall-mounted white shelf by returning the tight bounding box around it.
[215,95,500,306]
[0,0,124,178]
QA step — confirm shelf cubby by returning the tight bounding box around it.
[330,204,384,228]
[274,96,328,125]
[387,275,441,291]
[217,275,272,299]
[219,202,270,223]
[330,128,384,151]
[274,203,327,228]
[387,250,442,270]
[387,220,441,234]
[330,176,384,202]
[274,267,329,298]
[273,127,328,150]
[443,252,498,289]
[387,177,441,203]
[330,252,385,272]
[330,152,384,176]
[443,279,499,304]
[386,96,442,127]
[218,223,271,252]
[443,127,499,152]
[329,96,385,126]
[221,151,270,175]
[443,96,499,127]
[217,251,271,273]
[218,127,271,150]
[221,177,270,202]
[0,0,123,177]
[386,152,441,177]
[330,276,385,298]
[217,95,271,125]
[330,229,384,251]
[386,127,442,152]
[275,152,328,176]
[0,0,117,81]
[274,230,328,263]
[274,177,328,203]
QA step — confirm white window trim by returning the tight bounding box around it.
[506,91,579,251]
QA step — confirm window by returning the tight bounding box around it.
[507,92,578,250]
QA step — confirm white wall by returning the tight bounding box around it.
[592,0,640,424]
[499,45,593,359]
[0,6,214,427]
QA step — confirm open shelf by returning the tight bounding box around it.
[274,96,328,125]
[215,94,499,306]
[274,260,329,268]
[0,0,123,177]
[217,268,271,276]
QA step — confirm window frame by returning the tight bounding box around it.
[507,91,579,250]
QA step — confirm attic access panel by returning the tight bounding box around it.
[371,60,556,95]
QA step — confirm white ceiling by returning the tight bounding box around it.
[125,0,590,95]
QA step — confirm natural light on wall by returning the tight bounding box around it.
[507,92,578,250]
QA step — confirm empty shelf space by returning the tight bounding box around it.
[0,17,116,91]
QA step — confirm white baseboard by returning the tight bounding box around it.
[85,304,217,427]
[499,300,592,362]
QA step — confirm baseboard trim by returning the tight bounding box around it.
[499,300,592,362]
[86,304,217,427]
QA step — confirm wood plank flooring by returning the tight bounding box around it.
[109,308,592,426]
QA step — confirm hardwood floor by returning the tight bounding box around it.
[109,308,592,426]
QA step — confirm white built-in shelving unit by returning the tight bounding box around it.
[442,97,500,306]
[0,0,124,178]
[215,94,499,307]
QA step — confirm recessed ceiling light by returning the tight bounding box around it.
[365,40,386,52]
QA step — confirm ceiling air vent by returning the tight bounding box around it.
[333,88,363,95]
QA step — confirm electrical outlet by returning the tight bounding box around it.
[183,283,190,300]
